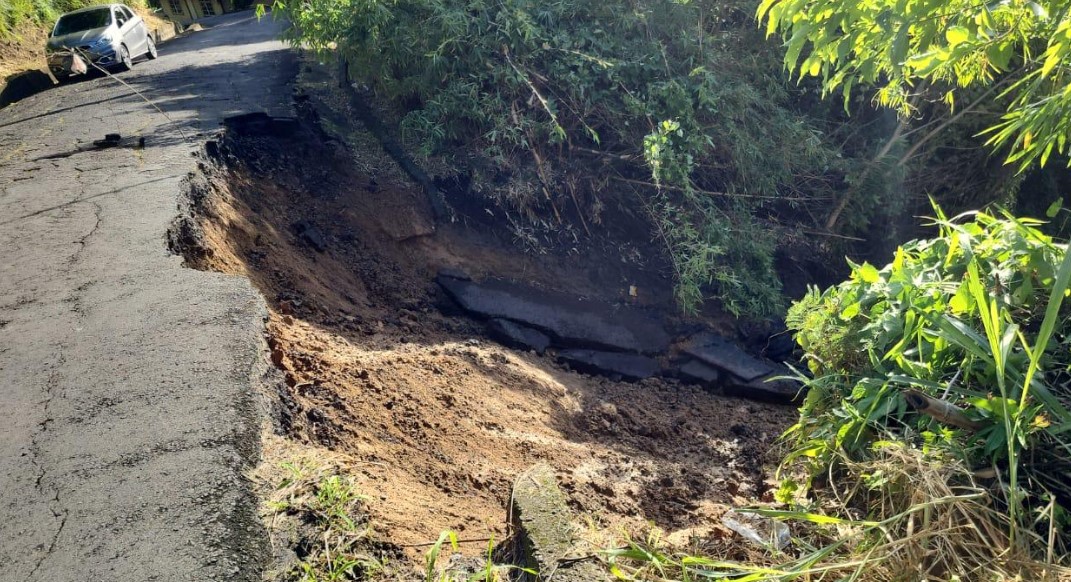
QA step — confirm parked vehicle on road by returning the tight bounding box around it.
[46,4,158,82]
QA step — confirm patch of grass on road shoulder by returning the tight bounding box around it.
[255,439,527,582]
[256,444,388,581]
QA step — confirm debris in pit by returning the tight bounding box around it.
[720,509,790,550]
[437,274,671,354]
[557,349,659,381]
[486,318,551,355]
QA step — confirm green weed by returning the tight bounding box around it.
[422,531,536,582]
[0,0,146,38]
[262,460,383,581]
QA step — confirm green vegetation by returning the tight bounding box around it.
[263,461,385,581]
[759,0,1071,172]
[780,206,1071,556]
[783,207,1071,508]
[266,0,1020,317]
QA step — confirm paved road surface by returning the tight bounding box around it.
[0,12,295,581]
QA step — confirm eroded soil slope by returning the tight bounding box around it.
[172,80,793,556]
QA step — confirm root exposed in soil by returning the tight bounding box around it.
[171,67,793,564]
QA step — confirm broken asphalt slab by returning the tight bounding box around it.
[437,274,671,354]
[557,349,659,381]
[724,365,804,404]
[682,332,775,382]
[486,318,551,355]
[677,358,722,386]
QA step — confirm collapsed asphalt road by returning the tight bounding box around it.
[0,12,296,581]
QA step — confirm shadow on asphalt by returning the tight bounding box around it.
[0,70,54,109]
[0,92,131,130]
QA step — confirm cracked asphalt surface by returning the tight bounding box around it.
[0,12,296,581]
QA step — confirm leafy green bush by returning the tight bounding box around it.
[784,206,1071,545]
[759,0,1071,173]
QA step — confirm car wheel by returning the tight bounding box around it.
[116,44,132,71]
[145,35,157,60]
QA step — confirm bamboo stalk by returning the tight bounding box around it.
[904,389,985,431]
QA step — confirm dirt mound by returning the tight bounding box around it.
[172,76,793,561]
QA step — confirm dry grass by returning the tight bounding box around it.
[136,6,175,41]
[807,443,1068,581]
[598,443,1071,581]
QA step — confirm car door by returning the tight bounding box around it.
[122,6,148,55]
[112,6,131,49]
[111,6,138,55]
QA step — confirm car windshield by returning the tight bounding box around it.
[53,8,112,36]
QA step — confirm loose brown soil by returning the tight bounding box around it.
[0,22,46,82]
[178,63,794,563]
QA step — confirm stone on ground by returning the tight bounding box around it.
[511,464,608,582]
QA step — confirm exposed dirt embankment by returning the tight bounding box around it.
[169,71,793,566]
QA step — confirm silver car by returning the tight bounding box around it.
[46,3,158,81]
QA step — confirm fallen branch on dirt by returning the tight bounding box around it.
[400,536,494,548]
[610,176,823,202]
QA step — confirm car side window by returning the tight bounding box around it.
[122,6,135,20]
[114,8,127,27]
